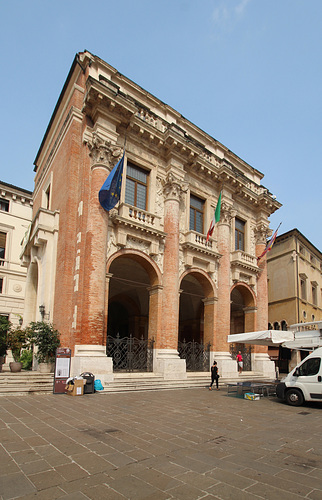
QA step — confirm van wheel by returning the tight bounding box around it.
[285,388,304,406]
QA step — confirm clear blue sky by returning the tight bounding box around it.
[1,0,321,250]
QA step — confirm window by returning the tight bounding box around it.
[125,163,148,210]
[235,218,245,251]
[0,277,3,293]
[298,357,321,377]
[189,195,204,233]
[45,185,51,210]
[0,232,6,265]
[0,198,9,212]
[281,320,288,331]
[311,281,318,306]
[300,278,307,300]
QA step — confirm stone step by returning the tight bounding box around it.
[0,369,274,396]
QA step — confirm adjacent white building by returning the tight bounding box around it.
[0,181,33,326]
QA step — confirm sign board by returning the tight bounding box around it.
[53,348,71,394]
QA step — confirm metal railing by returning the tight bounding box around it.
[178,340,211,372]
[106,334,154,372]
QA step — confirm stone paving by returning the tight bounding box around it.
[0,387,321,499]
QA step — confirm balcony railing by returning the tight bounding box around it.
[184,230,213,250]
[117,204,162,231]
[230,250,258,269]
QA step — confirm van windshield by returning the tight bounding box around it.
[298,357,320,377]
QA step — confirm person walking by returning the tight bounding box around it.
[236,350,243,374]
[209,360,220,390]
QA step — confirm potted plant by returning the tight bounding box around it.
[28,321,60,372]
[0,316,10,371]
[7,325,27,372]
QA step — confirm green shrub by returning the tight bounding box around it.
[20,349,33,370]
[28,322,60,363]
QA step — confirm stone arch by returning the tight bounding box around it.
[179,268,217,347]
[107,248,162,287]
[230,282,257,371]
[105,249,162,345]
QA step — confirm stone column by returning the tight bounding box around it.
[213,202,236,375]
[253,223,275,377]
[155,173,187,379]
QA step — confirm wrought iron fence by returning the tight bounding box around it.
[229,344,252,371]
[106,334,154,372]
[178,340,211,372]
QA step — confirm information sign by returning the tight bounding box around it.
[53,348,71,394]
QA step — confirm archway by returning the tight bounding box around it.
[230,283,256,371]
[178,270,216,371]
[179,274,204,343]
[106,250,162,371]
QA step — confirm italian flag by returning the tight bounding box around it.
[206,191,221,243]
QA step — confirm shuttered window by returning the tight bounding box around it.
[125,163,148,210]
[190,195,204,233]
[235,218,245,251]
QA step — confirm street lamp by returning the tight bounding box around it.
[39,305,49,321]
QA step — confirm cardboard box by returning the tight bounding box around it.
[65,379,86,396]
[244,392,260,400]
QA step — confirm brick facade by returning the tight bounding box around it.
[22,51,281,380]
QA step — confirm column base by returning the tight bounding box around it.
[72,345,114,382]
[252,352,276,378]
[154,349,187,380]
[210,351,238,378]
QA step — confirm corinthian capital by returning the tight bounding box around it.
[219,201,233,225]
[85,133,122,166]
[254,222,270,245]
[162,172,188,202]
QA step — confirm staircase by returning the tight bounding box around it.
[0,367,54,396]
[0,367,271,396]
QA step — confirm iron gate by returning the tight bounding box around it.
[106,334,154,372]
[178,340,211,372]
[229,344,252,371]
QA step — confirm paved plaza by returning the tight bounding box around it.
[0,387,321,499]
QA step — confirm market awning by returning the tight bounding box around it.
[227,330,294,347]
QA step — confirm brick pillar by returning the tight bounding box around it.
[252,224,275,377]
[255,228,269,353]
[73,142,122,381]
[148,285,163,346]
[84,163,109,344]
[216,206,232,352]
[155,173,187,379]
[212,201,237,376]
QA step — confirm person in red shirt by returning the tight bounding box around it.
[236,351,243,374]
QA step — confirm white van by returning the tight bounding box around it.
[276,347,322,406]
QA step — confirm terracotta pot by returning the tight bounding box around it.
[9,361,22,372]
[38,362,55,373]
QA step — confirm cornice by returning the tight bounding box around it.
[82,73,280,215]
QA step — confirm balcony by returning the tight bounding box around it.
[182,231,220,272]
[231,250,258,271]
[110,204,165,255]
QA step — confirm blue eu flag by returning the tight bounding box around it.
[98,152,125,211]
